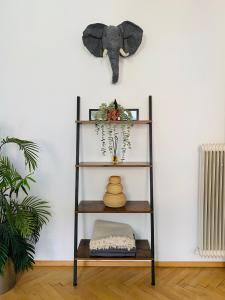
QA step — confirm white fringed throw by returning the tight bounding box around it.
[90,220,135,251]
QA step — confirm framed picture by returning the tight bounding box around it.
[89,108,139,121]
[127,109,139,121]
[89,109,100,121]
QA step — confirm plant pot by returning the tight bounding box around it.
[0,260,16,295]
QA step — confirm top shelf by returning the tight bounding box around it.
[75,120,151,124]
[76,162,151,167]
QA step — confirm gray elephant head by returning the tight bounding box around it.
[82,21,143,83]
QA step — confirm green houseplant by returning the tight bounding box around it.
[0,136,50,294]
[94,100,134,162]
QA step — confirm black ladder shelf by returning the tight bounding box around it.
[73,96,155,286]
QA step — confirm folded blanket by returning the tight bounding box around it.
[90,220,136,252]
[90,248,136,257]
[90,250,136,257]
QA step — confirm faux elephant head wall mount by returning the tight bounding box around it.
[82,21,143,83]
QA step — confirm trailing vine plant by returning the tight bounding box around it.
[94,100,133,161]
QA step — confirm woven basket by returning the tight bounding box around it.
[103,192,126,208]
[109,176,121,184]
[107,183,123,194]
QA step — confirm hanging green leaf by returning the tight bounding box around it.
[94,101,134,160]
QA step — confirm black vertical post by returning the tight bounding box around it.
[73,96,80,286]
[149,95,155,286]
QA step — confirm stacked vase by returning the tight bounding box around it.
[103,176,126,208]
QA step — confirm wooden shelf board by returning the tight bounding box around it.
[77,239,152,260]
[76,162,151,167]
[76,201,152,213]
[76,120,151,124]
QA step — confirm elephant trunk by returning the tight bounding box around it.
[108,50,119,84]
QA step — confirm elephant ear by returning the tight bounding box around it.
[118,21,143,56]
[82,23,107,57]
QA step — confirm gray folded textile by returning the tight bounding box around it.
[90,220,136,252]
[90,248,136,257]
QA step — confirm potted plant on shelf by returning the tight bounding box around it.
[0,136,50,294]
[94,100,133,163]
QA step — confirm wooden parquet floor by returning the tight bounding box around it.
[1,266,225,300]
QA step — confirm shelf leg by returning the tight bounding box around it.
[73,260,77,286]
[73,96,80,286]
[151,259,155,286]
[73,211,78,286]
[149,95,155,286]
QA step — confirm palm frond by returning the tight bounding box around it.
[0,156,21,191]
[0,240,8,274]
[0,223,10,274]
[20,196,51,225]
[10,233,35,273]
[0,192,6,223]
[0,157,36,196]
[4,196,50,242]
[0,137,39,171]
[0,223,11,245]
[12,203,35,238]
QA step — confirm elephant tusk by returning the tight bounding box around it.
[119,48,129,57]
[103,49,108,57]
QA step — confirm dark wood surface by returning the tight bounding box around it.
[75,120,152,124]
[76,201,152,213]
[76,162,151,167]
[77,239,152,260]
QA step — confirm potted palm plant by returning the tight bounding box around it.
[0,136,50,294]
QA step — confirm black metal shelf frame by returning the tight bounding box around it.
[73,96,155,286]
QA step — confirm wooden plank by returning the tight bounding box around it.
[76,162,151,167]
[76,201,152,213]
[8,265,225,300]
[77,239,152,261]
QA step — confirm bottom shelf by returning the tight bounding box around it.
[77,239,152,260]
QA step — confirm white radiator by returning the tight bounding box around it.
[197,144,225,257]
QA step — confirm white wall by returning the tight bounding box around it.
[0,0,225,261]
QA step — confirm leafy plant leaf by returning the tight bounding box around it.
[0,240,9,275]
[10,233,35,273]
[0,137,39,171]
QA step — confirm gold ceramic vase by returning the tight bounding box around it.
[112,155,119,164]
